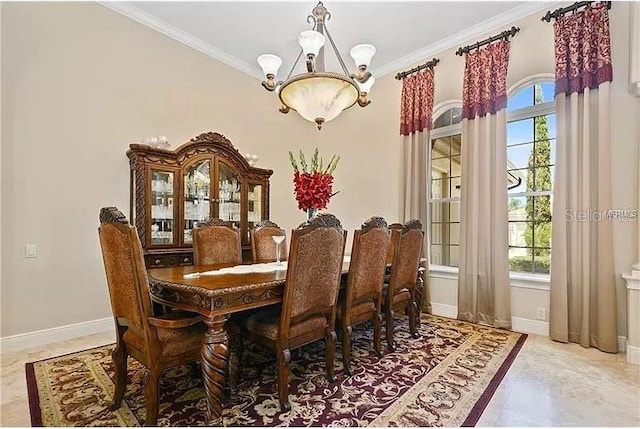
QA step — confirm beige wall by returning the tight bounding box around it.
[1,2,637,339]
[0,3,401,337]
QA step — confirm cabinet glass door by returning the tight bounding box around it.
[183,159,211,244]
[150,170,174,245]
[218,162,241,229]
[247,183,263,228]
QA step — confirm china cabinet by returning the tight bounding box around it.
[127,132,272,267]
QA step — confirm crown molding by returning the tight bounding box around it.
[373,1,559,78]
[98,1,262,81]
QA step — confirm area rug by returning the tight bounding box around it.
[26,315,526,427]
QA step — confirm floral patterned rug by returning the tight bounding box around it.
[26,315,526,427]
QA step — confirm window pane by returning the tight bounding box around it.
[451,155,461,176]
[508,85,533,111]
[432,158,450,176]
[430,201,449,223]
[508,196,527,220]
[509,249,534,273]
[532,253,551,274]
[507,168,530,194]
[534,139,556,167]
[528,196,553,222]
[450,223,460,245]
[532,167,553,191]
[431,244,444,265]
[431,178,448,199]
[449,245,460,267]
[451,177,461,198]
[507,118,534,145]
[431,223,443,245]
[535,82,555,104]
[508,222,529,247]
[432,137,450,158]
[450,108,462,126]
[507,143,533,170]
[534,114,555,141]
[433,109,452,129]
[450,201,460,222]
[451,134,461,155]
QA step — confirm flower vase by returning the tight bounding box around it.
[306,208,318,220]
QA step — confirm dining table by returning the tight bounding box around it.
[147,258,426,425]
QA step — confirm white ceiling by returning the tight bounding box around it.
[104,1,555,80]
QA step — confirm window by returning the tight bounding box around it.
[429,105,462,267]
[507,81,556,274]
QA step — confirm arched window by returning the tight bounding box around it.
[506,79,555,274]
[429,104,462,267]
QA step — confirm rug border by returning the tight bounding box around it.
[26,361,43,427]
[461,332,528,427]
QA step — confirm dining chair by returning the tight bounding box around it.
[337,216,390,375]
[383,219,424,351]
[250,220,287,263]
[234,213,347,412]
[192,218,242,265]
[98,207,205,426]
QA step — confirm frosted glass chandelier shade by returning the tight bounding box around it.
[357,76,375,94]
[279,73,359,128]
[298,30,325,57]
[350,44,376,68]
[257,54,282,77]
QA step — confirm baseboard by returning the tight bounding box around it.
[1,317,114,354]
[511,317,549,336]
[627,345,640,365]
[430,302,458,319]
[618,336,627,353]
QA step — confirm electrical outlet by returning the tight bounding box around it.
[536,307,547,321]
[25,244,37,258]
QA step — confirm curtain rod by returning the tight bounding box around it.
[455,26,520,56]
[394,58,440,80]
[541,1,611,22]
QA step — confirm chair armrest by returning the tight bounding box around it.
[148,312,203,329]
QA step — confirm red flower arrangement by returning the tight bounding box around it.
[289,149,340,213]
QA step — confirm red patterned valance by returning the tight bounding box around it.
[399,68,434,136]
[461,41,510,120]
[554,2,613,95]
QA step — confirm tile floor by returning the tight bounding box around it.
[1,330,638,426]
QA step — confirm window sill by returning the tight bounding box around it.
[429,265,550,291]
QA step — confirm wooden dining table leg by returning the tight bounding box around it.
[201,315,229,426]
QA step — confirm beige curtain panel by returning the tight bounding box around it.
[458,41,512,329]
[549,2,618,353]
[399,68,435,313]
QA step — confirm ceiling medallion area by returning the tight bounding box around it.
[257,1,376,130]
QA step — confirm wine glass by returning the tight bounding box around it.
[272,235,285,265]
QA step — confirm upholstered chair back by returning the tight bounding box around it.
[280,213,346,339]
[192,219,242,265]
[388,220,424,293]
[98,207,156,343]
[346,217,391,309]
[250,220,287,263]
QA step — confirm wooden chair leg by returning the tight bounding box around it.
[385,309,395,352]
[325,330,336,382]
[277,349,291,412]
[408,301,417,338]
[109,345,127,410]
[373,310,383,358]
[144,366,162,426]
[341,325,352,376]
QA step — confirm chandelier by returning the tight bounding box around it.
[257,1,376,130]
